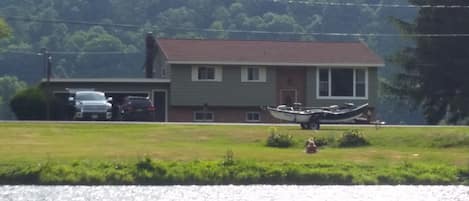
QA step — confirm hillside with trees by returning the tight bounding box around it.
[0,0,425,123]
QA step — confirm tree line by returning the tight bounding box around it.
[0,0,411,81]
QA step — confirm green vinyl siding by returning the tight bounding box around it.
[170,65,276,106]
[306,67,378,107]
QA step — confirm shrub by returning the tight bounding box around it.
[10,87,47,120]
[338,130,370,147]
[266,128,294,148]
[312,136,332,147]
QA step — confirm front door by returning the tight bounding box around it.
[277,68,306,106]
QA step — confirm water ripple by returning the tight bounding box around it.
[0,185,468,201]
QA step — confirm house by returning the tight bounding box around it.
[43,37,384,123]
[156,38,384,123]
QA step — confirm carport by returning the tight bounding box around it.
[41,78,170,122]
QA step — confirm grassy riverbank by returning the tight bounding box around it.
[0,122,468,185]
[1,158,467,185]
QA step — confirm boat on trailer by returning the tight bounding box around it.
[267,103,370,130]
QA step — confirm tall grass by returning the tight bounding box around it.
[0,158,466,185]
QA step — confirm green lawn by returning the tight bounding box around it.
[0,123,468,166]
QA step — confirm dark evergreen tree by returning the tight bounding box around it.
[390,0,469,124]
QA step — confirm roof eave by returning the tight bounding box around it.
[167,60,385,67]
[42,78,172,83]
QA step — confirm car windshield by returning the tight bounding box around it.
[76,92,106,101]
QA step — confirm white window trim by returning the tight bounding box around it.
[241,67,267,82]
[193,111,215,122]
[245,112,261,122]
[316,67,368,100]
[191,66,222,82]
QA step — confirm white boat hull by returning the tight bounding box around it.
[267,103,370,124]
[319,113,364,123]
[268,109,313,123]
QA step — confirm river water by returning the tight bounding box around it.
[0,185,468,201]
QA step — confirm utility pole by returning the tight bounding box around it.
[47,54,52,82]
[38,48,52,120]
[40,48,47,79]
[46,54,52,120]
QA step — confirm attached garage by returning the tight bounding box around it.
[42,78,170,121]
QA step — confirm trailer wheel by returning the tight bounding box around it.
[309,118,320,130]
[300,123,310,129]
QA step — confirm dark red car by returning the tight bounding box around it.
[120,96,156,121]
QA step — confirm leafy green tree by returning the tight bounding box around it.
[0,18,11,40]
[60,26,139,78]
[390,0,469,124]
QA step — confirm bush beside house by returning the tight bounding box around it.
[10,87,48,120]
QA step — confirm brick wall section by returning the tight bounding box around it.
[169,106,281,123]
[168,106,374,123]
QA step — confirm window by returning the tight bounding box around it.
[246,112,261,122]
[193,111,214,122]
[248,68,259,80]
[192,66,222,81]
[198,67,215,80]
[241,67,266,82]
[355,69,366,97]
[319,69,329,97]
[331,69,353,96]
[317,68,368,99]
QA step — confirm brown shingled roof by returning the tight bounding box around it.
[157,39,384,67]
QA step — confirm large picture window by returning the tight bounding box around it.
[317,68,368,99]
[331,69,354,96]
[192,66,222,81]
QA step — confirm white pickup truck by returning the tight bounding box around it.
[69,91,113,120]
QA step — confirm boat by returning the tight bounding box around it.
[267,103,370,130]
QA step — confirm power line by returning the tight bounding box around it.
[48,51,142,55]
[2,16,140,29]
[271,0,469,9]
[3,50,142,55]
[4,15,469,38]
[2,50,38,55]
[164,27,469,38]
